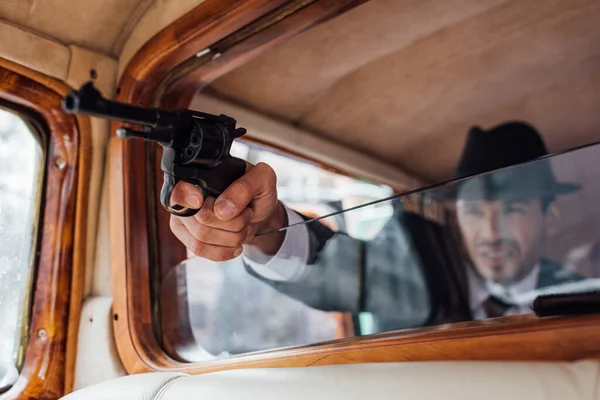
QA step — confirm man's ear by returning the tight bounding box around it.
[544,203,560,236]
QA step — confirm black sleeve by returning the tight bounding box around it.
[244,214,366,314]
[243,209,451,330]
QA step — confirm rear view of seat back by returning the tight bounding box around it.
[62,360,600,400]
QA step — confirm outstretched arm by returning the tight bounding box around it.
[168,162,365,313]
[169,162,288,260]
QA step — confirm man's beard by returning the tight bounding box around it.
[472,238,536,285]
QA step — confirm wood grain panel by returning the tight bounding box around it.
[126,313,600,375]
[173,314,600,373]
[64,114,91,395]
[0,59,89,399]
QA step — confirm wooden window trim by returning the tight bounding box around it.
[110,0,600,376]
[0,59,90,399]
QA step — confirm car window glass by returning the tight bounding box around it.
[0,108,44,391]
[162,141,600,360]
[163,141,389,361]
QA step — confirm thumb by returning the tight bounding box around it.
[214,162,277,221]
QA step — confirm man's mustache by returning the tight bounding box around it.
[475,239,520,252]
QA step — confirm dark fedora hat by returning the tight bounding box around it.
[440,121,580,202]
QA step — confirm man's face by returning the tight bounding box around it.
[456,198,550,285]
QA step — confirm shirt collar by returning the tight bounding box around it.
[468,263,540,311]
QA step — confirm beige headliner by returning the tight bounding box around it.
[207,0,600,182]
[0,0,152,56]
[2,0,600,183]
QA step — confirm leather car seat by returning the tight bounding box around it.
[62,360,600,400]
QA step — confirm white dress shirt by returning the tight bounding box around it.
[467,264,539,319]
[242,204,539,319]
[242,206,310,281]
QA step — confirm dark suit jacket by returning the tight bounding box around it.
[246,210,583,333]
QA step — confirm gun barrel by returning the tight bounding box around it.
[62,82,176,127]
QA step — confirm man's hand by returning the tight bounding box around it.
[169,162,287,261]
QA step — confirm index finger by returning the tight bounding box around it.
[170,181,204,210]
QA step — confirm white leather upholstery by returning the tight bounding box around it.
[63,361,600,400]
[65,372,186,400]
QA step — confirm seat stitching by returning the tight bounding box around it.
[153,375,188,400]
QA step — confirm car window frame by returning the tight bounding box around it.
[110,0,600,377]
[0,60,89,400]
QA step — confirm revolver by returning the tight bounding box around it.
[62,82,247,217]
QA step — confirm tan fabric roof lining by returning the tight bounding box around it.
[2,0,599,182]
[208,0,600,182]
[0,0,153,57]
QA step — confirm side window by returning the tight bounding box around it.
[162,141,392,361]
[0,107,44,391]
[230,141,394,239]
